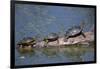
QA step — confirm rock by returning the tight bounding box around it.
[34,41,45,48]
[34,32,94,47]
[62,32,94,45]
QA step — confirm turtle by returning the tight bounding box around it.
[64,22,86,41]
[17,37,36,48]
[43,33,59,46]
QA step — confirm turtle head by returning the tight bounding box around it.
[80,21,85,30]
[64,33,67,37]
[32,38,36,42]
[43,38,48,43]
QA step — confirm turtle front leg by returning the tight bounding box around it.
[44,39,49,47]
[64,36,69,42]
[81,32,86,38]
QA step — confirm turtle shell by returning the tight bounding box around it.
[17,37,36,46]
[66,26,82,36]
[47,33,58,39]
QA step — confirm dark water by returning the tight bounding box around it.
[15,44,94,66]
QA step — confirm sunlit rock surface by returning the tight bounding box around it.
[59,32,94,45]
[35,32,94,47]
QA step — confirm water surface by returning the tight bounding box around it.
[15,44,94,66]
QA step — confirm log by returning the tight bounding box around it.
[34,32,94,47]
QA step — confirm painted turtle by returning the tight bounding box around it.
[64,22,86,41]
[43,33,59,45]
[17,37,36,48]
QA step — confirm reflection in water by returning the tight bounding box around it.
[15,44,94,65]
[42,47,59,57]
[62,47,87,62]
